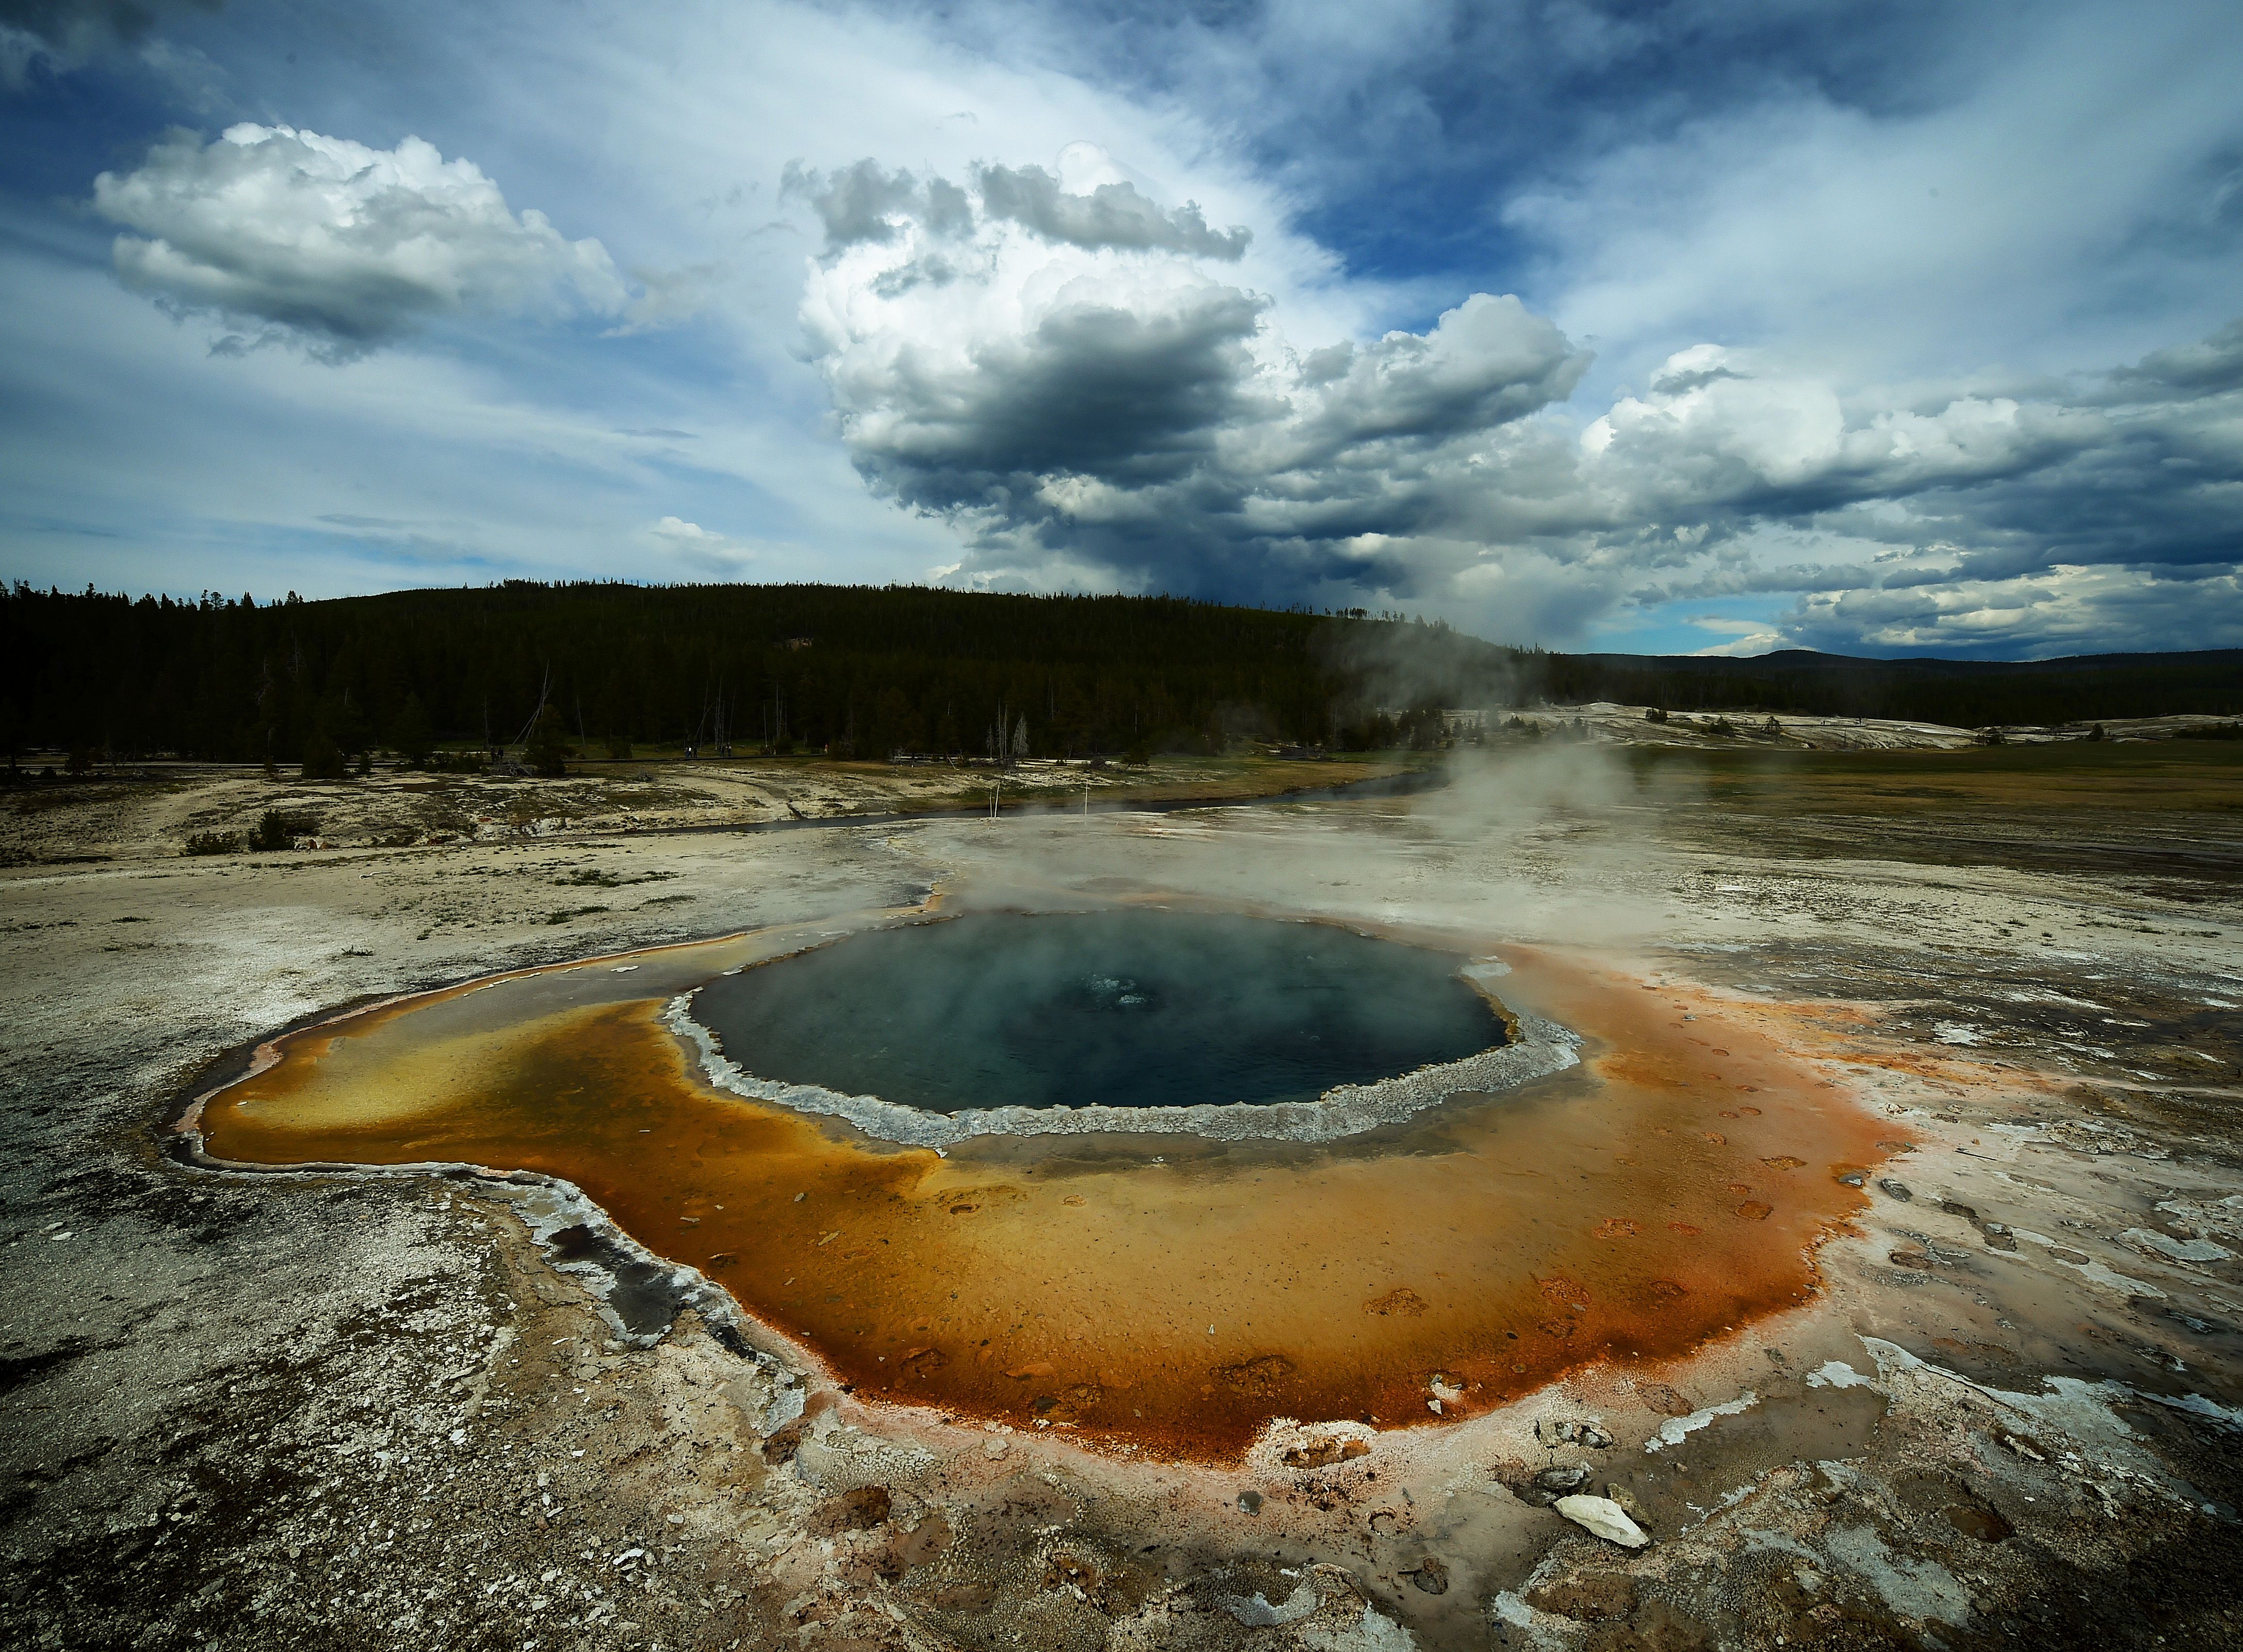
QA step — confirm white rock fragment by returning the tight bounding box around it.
[1644,1391,1758,1450]
[1553,1494,1649,1547]
[2121,1228,2235,1264]
[1806,1361,1876,1390]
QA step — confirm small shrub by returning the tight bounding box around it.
[248,808,318,852]
[183,831,238,856]
[522,707,572,777]
[299,735,349,780]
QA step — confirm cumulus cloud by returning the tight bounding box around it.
[790,154,2242,654]
[792,152,1593,611]
[91,123,628,359]
[1598,325,2243,653]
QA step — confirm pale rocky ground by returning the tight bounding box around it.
[1505,707,2238,751]
[0,751,1394,869]
[3,750,2240,1651]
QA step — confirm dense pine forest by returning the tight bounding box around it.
[3,580,2237,766]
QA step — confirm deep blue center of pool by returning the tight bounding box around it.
[691,910,1504,1114]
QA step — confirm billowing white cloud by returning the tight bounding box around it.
[791,155,2243,653]
[793,156,1591,610]
[784,148,2243,650]
[91,123,628,358]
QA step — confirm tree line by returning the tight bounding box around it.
[0,581,1513,766]
[2,579,2235,768]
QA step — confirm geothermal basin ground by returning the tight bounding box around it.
[5,735,2242,1651]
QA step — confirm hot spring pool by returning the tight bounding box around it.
[688,910,1507,1115]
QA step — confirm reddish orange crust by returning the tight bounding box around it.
[202,940,1901,1459]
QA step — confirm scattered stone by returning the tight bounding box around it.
[1536,1464,1591,1493]
[1363,1286,1427,1316]
[1553,1494,1650,1547]
[1237,1490,1262,1514]
[1940,1201,1980,1221]
[1880,1179,1914,1201]
[1281,1435,1370,1469]
[1996,1430,2046,1461]
[1408,1556,1450,1595]
[1603,1483,1646,1520]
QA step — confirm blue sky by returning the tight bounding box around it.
[3,0,2239,657]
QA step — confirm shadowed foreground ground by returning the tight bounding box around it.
[4,742,2240,1650]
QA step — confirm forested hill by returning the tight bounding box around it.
[3,580,2237,764]
[1545,648,2243,729]
[0,582,1516,762]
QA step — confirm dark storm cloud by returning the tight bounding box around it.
[843,286,1271,509]
[798,160,1602,606]
[2107,317,2243,402]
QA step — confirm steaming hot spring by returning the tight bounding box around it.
[187,902,1891,1458]
[682,911,1541,1143]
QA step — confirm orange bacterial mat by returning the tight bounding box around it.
[194,914,1895,1459]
